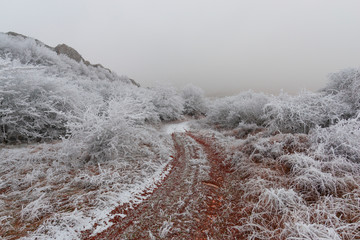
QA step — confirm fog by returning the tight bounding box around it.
[1,0,360,96]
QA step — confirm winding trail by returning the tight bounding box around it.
[82,130,230,239]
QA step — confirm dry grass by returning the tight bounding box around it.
[0,135,173,240]
[199,129,360,239]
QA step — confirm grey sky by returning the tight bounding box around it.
[1,0,360,96]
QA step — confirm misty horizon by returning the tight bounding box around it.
[1,0,360,96]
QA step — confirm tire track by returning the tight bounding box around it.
[82,131,230,239]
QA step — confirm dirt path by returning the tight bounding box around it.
[82,131,230,240]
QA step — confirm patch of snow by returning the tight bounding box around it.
[20,157,174,240]
[87,159,174,237]
[163,121,191,134]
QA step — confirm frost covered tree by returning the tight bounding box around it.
[206,90,269,128]
[322,68,360,117]
[149,85,184,121]
[181,84,207,117]
[310,115,360,163]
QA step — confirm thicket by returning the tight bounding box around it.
[202,68,360,239]
[0,33,205,145]
[206,69,360,134]
[181,84,207,117]
[0,33,193,238]
[263,91,350,133]
[322,68,360,113]
[206,90,269,128]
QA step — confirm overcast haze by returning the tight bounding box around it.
[1,0,360,96]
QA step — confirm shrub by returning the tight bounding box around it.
[263,91,350,133]
[0,61,77,143]
[181,84,207,117]
[322,68,360,115]
[206,90,269,128]
[309,116,360,163]
[149,85,184,121]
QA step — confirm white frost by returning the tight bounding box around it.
[163,121,191,134]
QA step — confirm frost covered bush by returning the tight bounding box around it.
[66,99,165,163]
[0,58,117,144]
[221,125,360,239]
[310,116,360,163]
[279,154,352,201]
[257,188,305,214]
[234,133,309,163]
[0,60,80,143]
[264,91,349,133]
[0,33,188,144]
[206,90,269,128]
[206,76,354,133]
[149,85,184,121]
[322,68,360,114]
[181,84,207,117]
[284,223,342,240]
[0,33,134,144]
[223,122,264,139]
[0,32,178,239]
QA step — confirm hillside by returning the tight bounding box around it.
[1,33,360,239]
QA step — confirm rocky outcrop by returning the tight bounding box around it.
[54,44,84,63]
[53,43,118,75]
[129,78,141,87]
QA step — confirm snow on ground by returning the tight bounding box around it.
[84,158,174,239]
[15,152,174,240]
[163,121,191,134]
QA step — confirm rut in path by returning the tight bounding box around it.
[83,131,230,240]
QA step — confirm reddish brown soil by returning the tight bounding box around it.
[187,132,233,239]
[82,132,234,240]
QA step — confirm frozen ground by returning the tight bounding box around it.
[82,131,227,239]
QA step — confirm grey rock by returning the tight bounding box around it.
[54,43,84,63]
